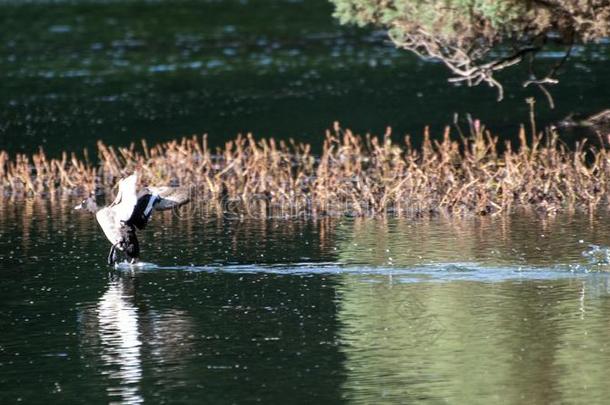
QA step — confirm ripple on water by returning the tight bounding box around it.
[114,259,610,283]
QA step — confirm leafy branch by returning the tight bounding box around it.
[331,0,610,106]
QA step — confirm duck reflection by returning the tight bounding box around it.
[96,274,143,404]
[78,272,194,404]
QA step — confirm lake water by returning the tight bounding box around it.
[1,0,609,155]
[2,200,610,404]
[2,0,610,403]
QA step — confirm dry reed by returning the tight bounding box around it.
[1,122,609,217]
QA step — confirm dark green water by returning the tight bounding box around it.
[0,0,609,155]
[3,199,610,404]
[3,1,610,403]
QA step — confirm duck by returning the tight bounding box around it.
[556,109,610,134]
[74,172,191,265]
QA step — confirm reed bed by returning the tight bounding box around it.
[1,122,609,217]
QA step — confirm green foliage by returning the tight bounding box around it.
[332,0,609,42]
[330,0,610,101]
[332,0,526,39]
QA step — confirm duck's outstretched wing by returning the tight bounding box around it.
[94,173,142,244]
[95,206,122,245]
[127,186,192,230]
[139,186,192,211]
[109,173,139,222]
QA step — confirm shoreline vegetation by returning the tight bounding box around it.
[1,120,609,217]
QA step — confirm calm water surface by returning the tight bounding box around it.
[2,200,610,404]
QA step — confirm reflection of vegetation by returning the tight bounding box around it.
[0,197,340,265]
[335,215,610,267]
[337,276,610,403]
[331,0,610,103]
[6,197,610,269]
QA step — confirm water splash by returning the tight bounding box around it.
[582,244,610,266]
[114,261,159,271]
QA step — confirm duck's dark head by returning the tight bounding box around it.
[74,196,99,213]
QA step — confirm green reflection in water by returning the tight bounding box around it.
[334,214,610,268]
[337,277,610,404]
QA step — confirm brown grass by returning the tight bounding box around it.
[1,122,609,217]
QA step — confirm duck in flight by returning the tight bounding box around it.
[74,172,191,265]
